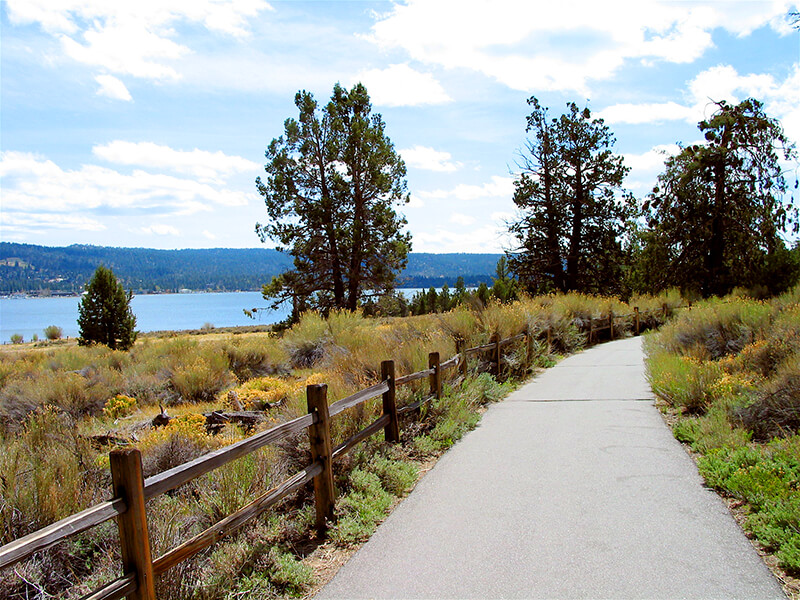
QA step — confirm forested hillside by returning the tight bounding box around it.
[0,243,500,294]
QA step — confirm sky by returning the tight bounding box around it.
[1,0,799,254]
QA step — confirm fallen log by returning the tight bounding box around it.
[87,433,131,449]
[204,410,267,433]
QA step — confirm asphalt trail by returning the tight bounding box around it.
[317,337,785,599]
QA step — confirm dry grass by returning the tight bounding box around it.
[0,290,675,598]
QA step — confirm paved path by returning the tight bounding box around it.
[317,337,785,599]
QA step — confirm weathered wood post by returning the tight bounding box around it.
[490,333,500,378]
[546,327,552,352]
[306,384,334,535]
[110,448,156,600]
[456,340,468,380]
[525,330,534,369]
[588,320,594,345]
[609,311,614,340]
[428,352,441,399]
[634,306,640,336]
[381,360,399,442]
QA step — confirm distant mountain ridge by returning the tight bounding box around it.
[0,243,502,294]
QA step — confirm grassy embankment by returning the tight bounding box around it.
[0,292,674,599]
[646,287,800,594]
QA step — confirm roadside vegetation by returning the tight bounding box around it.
[645,286,800,583]
[0,291,674,599]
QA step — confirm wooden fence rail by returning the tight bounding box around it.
[0,306,663,599]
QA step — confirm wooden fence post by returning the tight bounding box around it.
[546,327,552,352]
[490,333,500,378]
[634,307,640,336]
[428,352,441,399]
[110,448,156,600]
[609,311,614,340]
[525,330,534,369]
[588,320,594,345]
[456,340,468,379]
[306,384,334,536]
[381,360,399,442]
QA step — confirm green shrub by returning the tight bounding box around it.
[366,455,418,496]
[102,394,137,419]
[267,548,314,595]
[777,535,800,575]
[10,333,23,344]
[330,469,395,546]
[44,325,63,340]
[282,311,331,368]
[169,348,234,403]
[647,350,724,413]
[734,355,800,440]
[656,299,772,359]
[697,439,800,575]
[672,409,751,453]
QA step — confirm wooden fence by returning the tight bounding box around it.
[0,306,662,600]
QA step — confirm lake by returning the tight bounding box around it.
[0,289,428,344]
[0,292,287,343]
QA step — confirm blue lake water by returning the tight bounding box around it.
[0,289,428,344]
[0,292,288,343]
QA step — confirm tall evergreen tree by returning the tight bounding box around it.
[256,83,410,319]
[77,265,137,350]
[643,98,798,297]
[509,97,566,292]
[508,98,633,294]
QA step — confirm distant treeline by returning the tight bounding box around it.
[0,243,500,294]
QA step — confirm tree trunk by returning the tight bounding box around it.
[543,157,565,291]
[707,158,727,297]
[347,177,364,311]
[566,162,584,291]
[314,137,345,307]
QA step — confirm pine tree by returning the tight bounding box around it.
[256,83,410,318]
[644,98,798,297]
[77,265,137,350]
[508,98,632,295]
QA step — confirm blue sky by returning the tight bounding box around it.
[1,0,798,253]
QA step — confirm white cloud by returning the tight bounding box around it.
[598,102,694,124]
[449,213,476,226]
[95,74,132,101]
[621,144,684,192]
[401,146,462,172]
[689,65,778,114]
[0,151,251,221]
[1,212,106,233]
[600,64,800,142]
[93,141,260,183]
[141,224,180,236]
[366,1,793,94]
[354,63,451,107]
[407,195,425,208]
[414,215,514,253]
[4,0,272,85]
[202,230,217,240]
[418,176,515,202]
[623,144,681,172]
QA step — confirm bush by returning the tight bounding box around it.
[656,299,772,359]
[10,333,23,344]
[330,469,395,546]
[734,355,800,440]
[44,325,63,340]
[102,394,137,420]
[266,548,314,595]
[169,350,234,403]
